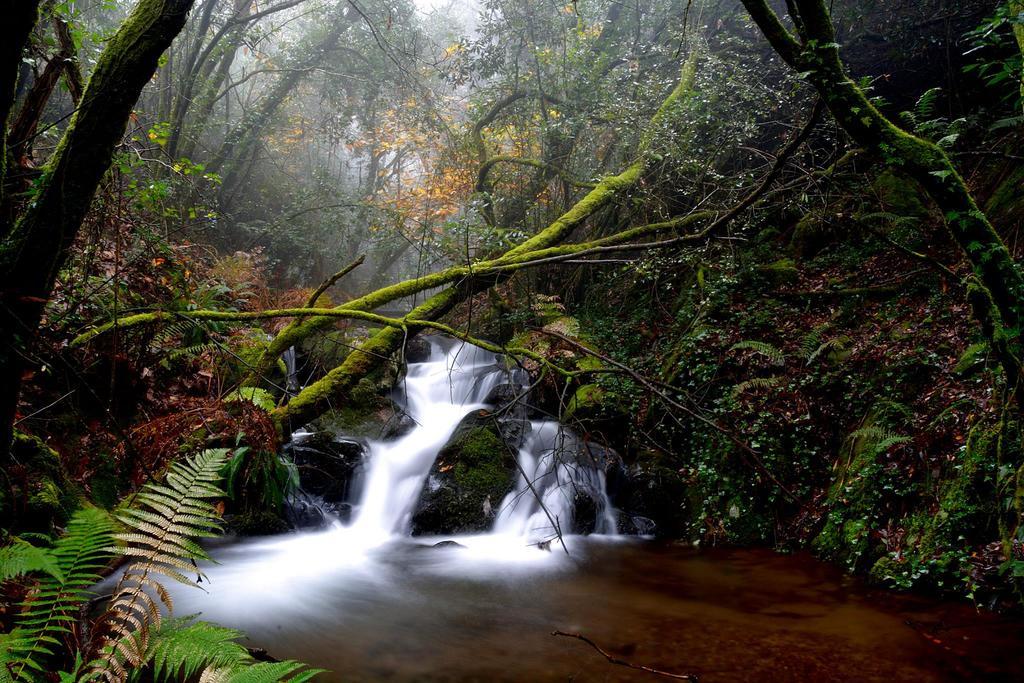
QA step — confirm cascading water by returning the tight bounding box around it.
[341,335,618,547]
[162,336,624,657]
[349,339,509,541]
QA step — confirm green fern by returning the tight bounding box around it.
[140,619,250,682]
[200,660,324,683]
[224,388,277,412]
[729,340,785,365]
[94,449,232,680]
[2,507,117,681]
[0,540,63,584]
[731,376,782,398]
[806,336,851,365]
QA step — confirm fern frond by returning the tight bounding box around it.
[0,540,62,583]
[95,449,232,682]
[6,508,116,680]
[806,336,851,365]
[143,619,250,682]
[203,661,324,683]
[729,340,785,365]
[731,376,782,398]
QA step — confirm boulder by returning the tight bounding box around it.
[285,431,366,503]
[411,410,517,534]
[403,337,433,363]
[381,410,417,440]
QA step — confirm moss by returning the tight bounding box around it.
[413,418,514,534]
[872,169,928,218]
[4,432,82,532]
[985,164,1024,226]
[757,258,799,284]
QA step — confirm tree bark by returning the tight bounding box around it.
[0,0,198,457]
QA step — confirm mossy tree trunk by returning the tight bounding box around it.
[0,0,198,457]
[741,0,1024,384]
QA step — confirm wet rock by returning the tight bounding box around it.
[285,497,328,529]
[285,431,366,503]
[403,337,433,363]
[612,460,690,539]
[572,492,599,535]
[496,417,532,451]
[381,410,417,440]
[432,540,465,549]
[484,383,527,414]
[617,514,657,536]
[411,410,516,535]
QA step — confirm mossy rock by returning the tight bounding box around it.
[756,258,800,285]
[872,169,929,218]
[564,383,627,436]
[790,214,834,258]
[227,509,291,536]
[411,411,516,534]
[312,377,392,438]
[4,432,82,533]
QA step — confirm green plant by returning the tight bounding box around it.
[0,450,321,682]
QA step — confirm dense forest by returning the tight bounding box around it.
[3,0,1024,680]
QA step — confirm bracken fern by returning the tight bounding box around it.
[93,449,231,681]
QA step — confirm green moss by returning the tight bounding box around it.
[4,432,82,532]
[872,169,928,217]
[757,258,799,284]
[985,165,1024,225]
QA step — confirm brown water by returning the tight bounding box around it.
[175,535,1024,682]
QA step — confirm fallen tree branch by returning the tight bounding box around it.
[552,630,699,681]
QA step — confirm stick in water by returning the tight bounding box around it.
[552,630,699,681]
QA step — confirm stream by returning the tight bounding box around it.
[168,338,1024,681]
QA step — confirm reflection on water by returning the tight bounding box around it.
[172,534,1024,682]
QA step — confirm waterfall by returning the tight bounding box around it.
[348,339,507,540]
[329,335,618,547]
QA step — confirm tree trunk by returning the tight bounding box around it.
[0,0,198,457]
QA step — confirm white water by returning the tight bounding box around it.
[349,339,507,542]
[163,337,621,629]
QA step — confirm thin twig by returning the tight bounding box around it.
[552,631,699,681]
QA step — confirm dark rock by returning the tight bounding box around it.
[613,460,690,538]
[284,497,328,529]
[484,382,526,411]
[381,410,417,440]
[285,431,366,503]
[403,337,433,363]
[578,441,628,504]
[432,540,465,549]
[618,514,657,536]
[572,492,599,535]
[411,410,516,535]
[496,417,532,450]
